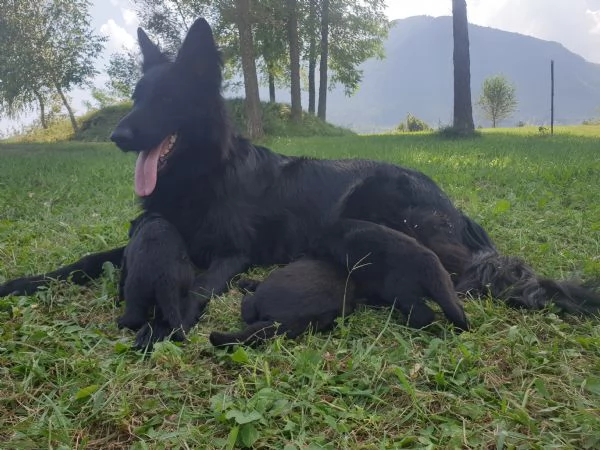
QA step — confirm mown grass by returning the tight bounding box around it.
[0,129,599,449]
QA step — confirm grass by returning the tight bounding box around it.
[1,128,599,448]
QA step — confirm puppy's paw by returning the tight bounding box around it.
[237,278,261,293]
[116,314,146,331]
[134,320,186,351]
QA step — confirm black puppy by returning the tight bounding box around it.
[312,219,470,331]
[118,213,198,347]
[209,258,357,347]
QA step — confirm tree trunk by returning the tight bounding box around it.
[452,0,474,134]
[55,83,78,132]
[236,0,263,139]
[307,0,318,115]
[318,0,330,121]
[287,0,302,122]
[33,89,48,129]
[268,70,276,103]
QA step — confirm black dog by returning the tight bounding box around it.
[2,18,599,340]
[117,213,200,348]
[210,258,357,347]
[311,219,469,330]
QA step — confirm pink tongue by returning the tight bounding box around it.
[135,145,162,197]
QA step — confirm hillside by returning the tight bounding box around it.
[6,100,352,143]
[322,16,600,132]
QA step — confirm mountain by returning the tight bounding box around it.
[311,16,600,132]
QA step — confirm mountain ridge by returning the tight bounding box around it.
[314,16,600,132]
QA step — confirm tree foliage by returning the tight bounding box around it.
[478,75,518,128]
[106,50,141,100]
[328,0,387,96]
[0,0,105,132]
[130,0,388,121]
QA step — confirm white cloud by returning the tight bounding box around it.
[100,19,136,52]
[586,9,600,34]
[386,0,449,20]
[122,8,138,27]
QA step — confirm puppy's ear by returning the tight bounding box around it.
[175,18,221,78]
[138,28,168,71]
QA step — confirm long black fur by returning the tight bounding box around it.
[117,213,201,348]
[209,258,357,347]
[1,18,598,337]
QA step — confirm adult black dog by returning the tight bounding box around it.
[210,258,357,347]
[1,18,599,340]
[117,213,199,348]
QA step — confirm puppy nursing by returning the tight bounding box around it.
[209,258,357,347]
[211,219,469,347]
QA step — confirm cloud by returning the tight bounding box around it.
[100,19,136,52]
[386,0,450,20]
[586,9,600,34]
[122,8,139,27]
[386,0,600,63]
[480,0,600,63]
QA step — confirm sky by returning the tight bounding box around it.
[3,0,600,134]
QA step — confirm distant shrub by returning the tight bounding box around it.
[516,120,526,127]
[396,113,430,133]
[406,113,430,132]
[582,118,600,125]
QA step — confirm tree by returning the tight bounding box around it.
[318,0,330,121]
[317,0,388,121]
[0,0,105,132]
[478,75,517,128]
[306,0,318,114]
[129,0,388,123]
[253,0,288,104]
[234,0,263,139]
[106,50,140,99]
[287,0,302,122]
[452,0,474,134]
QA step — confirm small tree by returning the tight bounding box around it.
[0,0,105,133]
[106,50,140,99]
[478,75,517,128]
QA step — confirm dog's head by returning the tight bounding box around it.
[111,18,223,197]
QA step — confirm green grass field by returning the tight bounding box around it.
[1,128,599,449]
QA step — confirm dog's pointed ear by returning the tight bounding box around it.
[138,27,166,71]
[175,18,220,75]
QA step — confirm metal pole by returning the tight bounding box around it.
[551,60,554,135]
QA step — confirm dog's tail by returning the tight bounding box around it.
[458,217,600,315]
[0,246,125,297]
[209,321,278,347]
[457,251,600,315]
